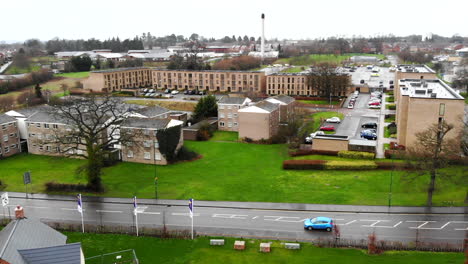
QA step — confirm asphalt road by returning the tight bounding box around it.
[1,196,466,244]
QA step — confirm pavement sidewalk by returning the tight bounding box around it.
[6,192,465,215]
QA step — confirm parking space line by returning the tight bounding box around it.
[212,214,248,219]
[407,221,437,229]
[96,210,122,213]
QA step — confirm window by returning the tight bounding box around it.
[219,122,225,127]
[234,113,238,118]
[36,123,41,128]
[4,147,9,153]
[439,103,445,116]
[154,142,159,148]
[234,122,238,127]
[3,135,7,142]
[46,146,51,151]
[9,133,14,138]
[227,105,232,110]
[143,140,151,148]
[53,124,58,129]
[127,150,134,158]
[228,122,232,128]
[1,124,6,130]
[44,124,50,129]
[39,145,44,151]
[227,113,232,118]
[155,153,161,161]
[144,152,151,160]
[143,129,150,136]
[11,144,16,149]
[37,134,43,140]
[220,113,225,118]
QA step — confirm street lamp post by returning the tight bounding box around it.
[154,177,158,200]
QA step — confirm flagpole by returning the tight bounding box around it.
[134,196,139,237]
[81,210,84,233]
[191,199,194,240]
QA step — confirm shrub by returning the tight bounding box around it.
[45,182,91,192]
[174,146,200,162]
[283,160,326,170]
[196,122,214,141]
[324,160,377,170]
[289,149,339,157]
[387,91,394,96]
[386,96,394,103]
[386,104,396,110]
[375,161,410,170]
[338,150,375,160]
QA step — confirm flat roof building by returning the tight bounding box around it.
[395,78,465,148]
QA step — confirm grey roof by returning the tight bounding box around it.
[218,96,248,105]
[121,117,170,129]
[0,218,67,264]
[183,117,218,130]
[11,105,54,118]
[254,101,279,112]
[268,95,295,104]
[0,114,16,124]
[27,110,69,124]
[18,243,82,264]
[136,105,170,118]
[91,67,150,73]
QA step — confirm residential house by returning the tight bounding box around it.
[0,207,85,264]
[217,96,251,131]
[238,101,280,140]
[265,95,295,123]
[0,114,20,158]
[120,118,184,165]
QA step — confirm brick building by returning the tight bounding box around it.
[82,67,152,93]
[238,101,280,140]
[217,96,251,131]
[120,118,184,165]
[266,73,350,96]
[0,114,21,158]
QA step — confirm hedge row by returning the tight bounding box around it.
[283,160,326,170]
[289,149,339,157]
[375,161,410,170]
[324,160,377,170]
[338,150,375,160]
[45,182,93,192]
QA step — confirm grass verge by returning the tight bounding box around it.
[298,100,340,105]
[65,233,463,264]
[209,131,238,142]
[55,71,90,78]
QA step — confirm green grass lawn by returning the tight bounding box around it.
[210,131,238,142]
[65,233,462,264]
[385,115,395,123]
[310,112,344,131]
[281,67,304,73]
[385,104,396,110]
[4,65,41,74]
[386,96,394,103]
[275,53,385,66]
[0,142,466,206]
[55,71,90,78]
[298,100,340,105]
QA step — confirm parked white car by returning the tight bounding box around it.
[310,131,325,138]
[171,90,179,95]
[326,117,341,123]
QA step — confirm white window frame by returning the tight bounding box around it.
[219,104,225,109]
[144,152,151,160]
[44,124,50,129]
[220,113,225,118]
[154,142,159,148]
[53,124,58,129]
[36,123,41,128]
[228,122,232,128]
[143,140,151,148]
[234,122,238,127]
[127,150,134,158]
[4,147,9,153]
[155,152,161,161]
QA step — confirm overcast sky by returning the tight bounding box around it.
[2,0,467,42]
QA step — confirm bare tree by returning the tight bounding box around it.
[405,120,458,207]
[48,95,139,191]
[308,63,350,102]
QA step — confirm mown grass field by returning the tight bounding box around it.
[310,111,344,131]
[209,131,238,142]
[125,99,197,111]
[0,141,465,206]
[275,53,386,66]
[55,71,90,78]
[65,233,463,264]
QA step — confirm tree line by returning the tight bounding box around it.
[45,36,144,54]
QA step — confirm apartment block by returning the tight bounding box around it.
[0,114,21,158]
[267,73,350,96]
[395,78,465,148]
[238,101,280,140]
[394,65,437,98]
[265,95,296,123]
[82,67,153,93]
[217,96,251,132]
[120,118,183,165]
[152,69,266,93]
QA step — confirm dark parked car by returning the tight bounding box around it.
[362,122,377,129]
[361,130,377,140]
[389,80,394,84]
[360,79,365,84]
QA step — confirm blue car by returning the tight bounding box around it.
[304,217,334,231]
[360,130,377,140]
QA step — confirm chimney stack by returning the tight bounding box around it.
[261,13,265,61]
[15,205,25,219]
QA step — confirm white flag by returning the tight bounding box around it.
[1,192,8,207]
[77,194,83,214]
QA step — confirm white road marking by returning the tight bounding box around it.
[61,208,83,211]
[96,210,122,213]
[410,221,452,230]
[360,220,386,227]
[263,216,305,223]
[172,212,200,217]
[24,206,48,209]
[140,212,161,215]
[407,221,437,229]
[339,220,357,226]
[212,214,248,219]
[450,221,468,230]
[252,216,259,219]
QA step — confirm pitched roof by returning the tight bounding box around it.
[121,117,171,129]
[0,114,16,124]
[136,105,170,118]
[218,96,249,105]
[8,105,54,118]
[239,101,279,113]
[26,110,69,124]
[18,243,82,264]
[0,218,67,264]
[267,95,295,105]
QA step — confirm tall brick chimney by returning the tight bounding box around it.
[14,205,25,219]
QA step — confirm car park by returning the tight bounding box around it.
[368,101,381,106]
[368,104,380,109]
[184,90,189,95]
[149,89,154,93]
[326,117,341,123]
[320,125,335,131]
[164,89,171,94]
[361,130,377,140]
[361,122,377,129]
[143,88,148,93]
[347,103,354,109]
[304,217,334,232]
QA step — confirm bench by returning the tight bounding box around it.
[285,243,300,250]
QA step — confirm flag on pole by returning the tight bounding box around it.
[188,198,194,218]
[133,196,138,216]
[77,194,83,214]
